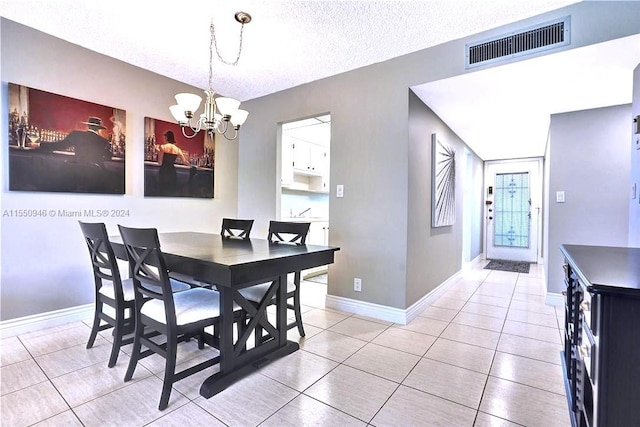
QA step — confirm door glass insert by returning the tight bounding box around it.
[494,172,530,248]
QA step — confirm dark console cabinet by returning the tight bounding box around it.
[560,245,640,427]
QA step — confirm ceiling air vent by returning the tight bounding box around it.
[466,16,570,69]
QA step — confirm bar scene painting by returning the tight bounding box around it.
[144,117,214,198]
[8,83,126,194]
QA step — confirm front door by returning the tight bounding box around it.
[485,159,542,263]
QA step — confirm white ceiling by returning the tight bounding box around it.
[413,34,640,159]
[283,115,331,147]
[3,0,638,160]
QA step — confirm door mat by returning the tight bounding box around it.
[305,273,327,284]
[484,259,531,274]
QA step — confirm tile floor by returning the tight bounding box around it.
[1,262,571,426]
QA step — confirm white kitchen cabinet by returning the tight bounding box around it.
[304,220,329,278]
[282,138,329,193]
[307,221,329,245]
[281,137,294,186]
[292,140,312,173]
[317,145,330,191]
[293,141,326,175]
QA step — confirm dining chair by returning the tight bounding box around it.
[79,222,191,368]
[239,220,311,341]
[221,217,254,239]
[118,225,238,411]
[79,221,135,368]
[170,218,254,287]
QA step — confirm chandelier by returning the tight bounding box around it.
[169,12,251,140]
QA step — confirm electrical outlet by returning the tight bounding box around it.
[354,277,362,292]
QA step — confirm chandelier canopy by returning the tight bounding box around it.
[170,12,251,140]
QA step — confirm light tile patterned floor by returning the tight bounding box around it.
[0,262,571,426]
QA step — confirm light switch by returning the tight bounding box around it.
[556,191,565,203]
[336,184,344,198]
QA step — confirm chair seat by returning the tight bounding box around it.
[99,278,135,301]
[238,280,296,303]
[169,272,212,288]
[141,288,240,326]
[168,278,192,292]
[100,278,190,301]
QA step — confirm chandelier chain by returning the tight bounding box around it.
[171,12,250,141]
[210,19,246,70]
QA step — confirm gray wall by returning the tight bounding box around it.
[2,2,639,321]
[239,64,412,309]
[237,59,480,310]
[238,1,640,309]
[630,65,640,247]
[407,91,484,306]
[0,19,240,320]
[545,104,631,294]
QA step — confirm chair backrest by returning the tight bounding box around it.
[221,218,254,240]
[79,221,125,303]
[117,225,177,321]
[268,221,310,245]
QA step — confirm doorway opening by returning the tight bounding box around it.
[279,114,331,286]
[484,158,542,263]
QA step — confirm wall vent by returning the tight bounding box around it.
[466,16,570,69]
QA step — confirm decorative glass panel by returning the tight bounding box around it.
[494,172,530,248]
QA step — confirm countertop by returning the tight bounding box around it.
[560,244,640,296]
[281,217,328,223]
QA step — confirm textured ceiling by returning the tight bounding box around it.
[1,0,581,101]
[4,0,637,160]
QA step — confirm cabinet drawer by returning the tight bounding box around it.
[579,322,596,385]
[578,281,596,333]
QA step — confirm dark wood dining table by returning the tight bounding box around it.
[110,231,339,398]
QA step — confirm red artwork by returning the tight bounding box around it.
[8,83,126,194]
[143,117,214,198]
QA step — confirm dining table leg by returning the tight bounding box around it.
[276,274,288,346]
[199,274,299,398]
[219,285,235,372]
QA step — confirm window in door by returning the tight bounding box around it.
[494,172,530,248]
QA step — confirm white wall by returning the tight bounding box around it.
[0,19,239,320]
[546,104,631,294]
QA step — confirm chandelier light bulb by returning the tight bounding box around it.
[215,97,241,118]
[230,109,249,128]
[174,93,202,118]
[169,105,188,123]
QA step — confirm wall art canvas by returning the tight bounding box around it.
[8,83,126,194]
[431,133,456,227]
[143,117,214,198]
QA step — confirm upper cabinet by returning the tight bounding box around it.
[281,136,295,187]
[293,140,325,175]
[281,116,330,193]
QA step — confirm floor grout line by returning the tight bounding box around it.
[1,269,570,426]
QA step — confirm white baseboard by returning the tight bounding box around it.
[324,295,407,324]
[0,304,93,339]
[462,253,484,270]
[545,292,564,307]
[2,260,554,338]
[325,269,465,325]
